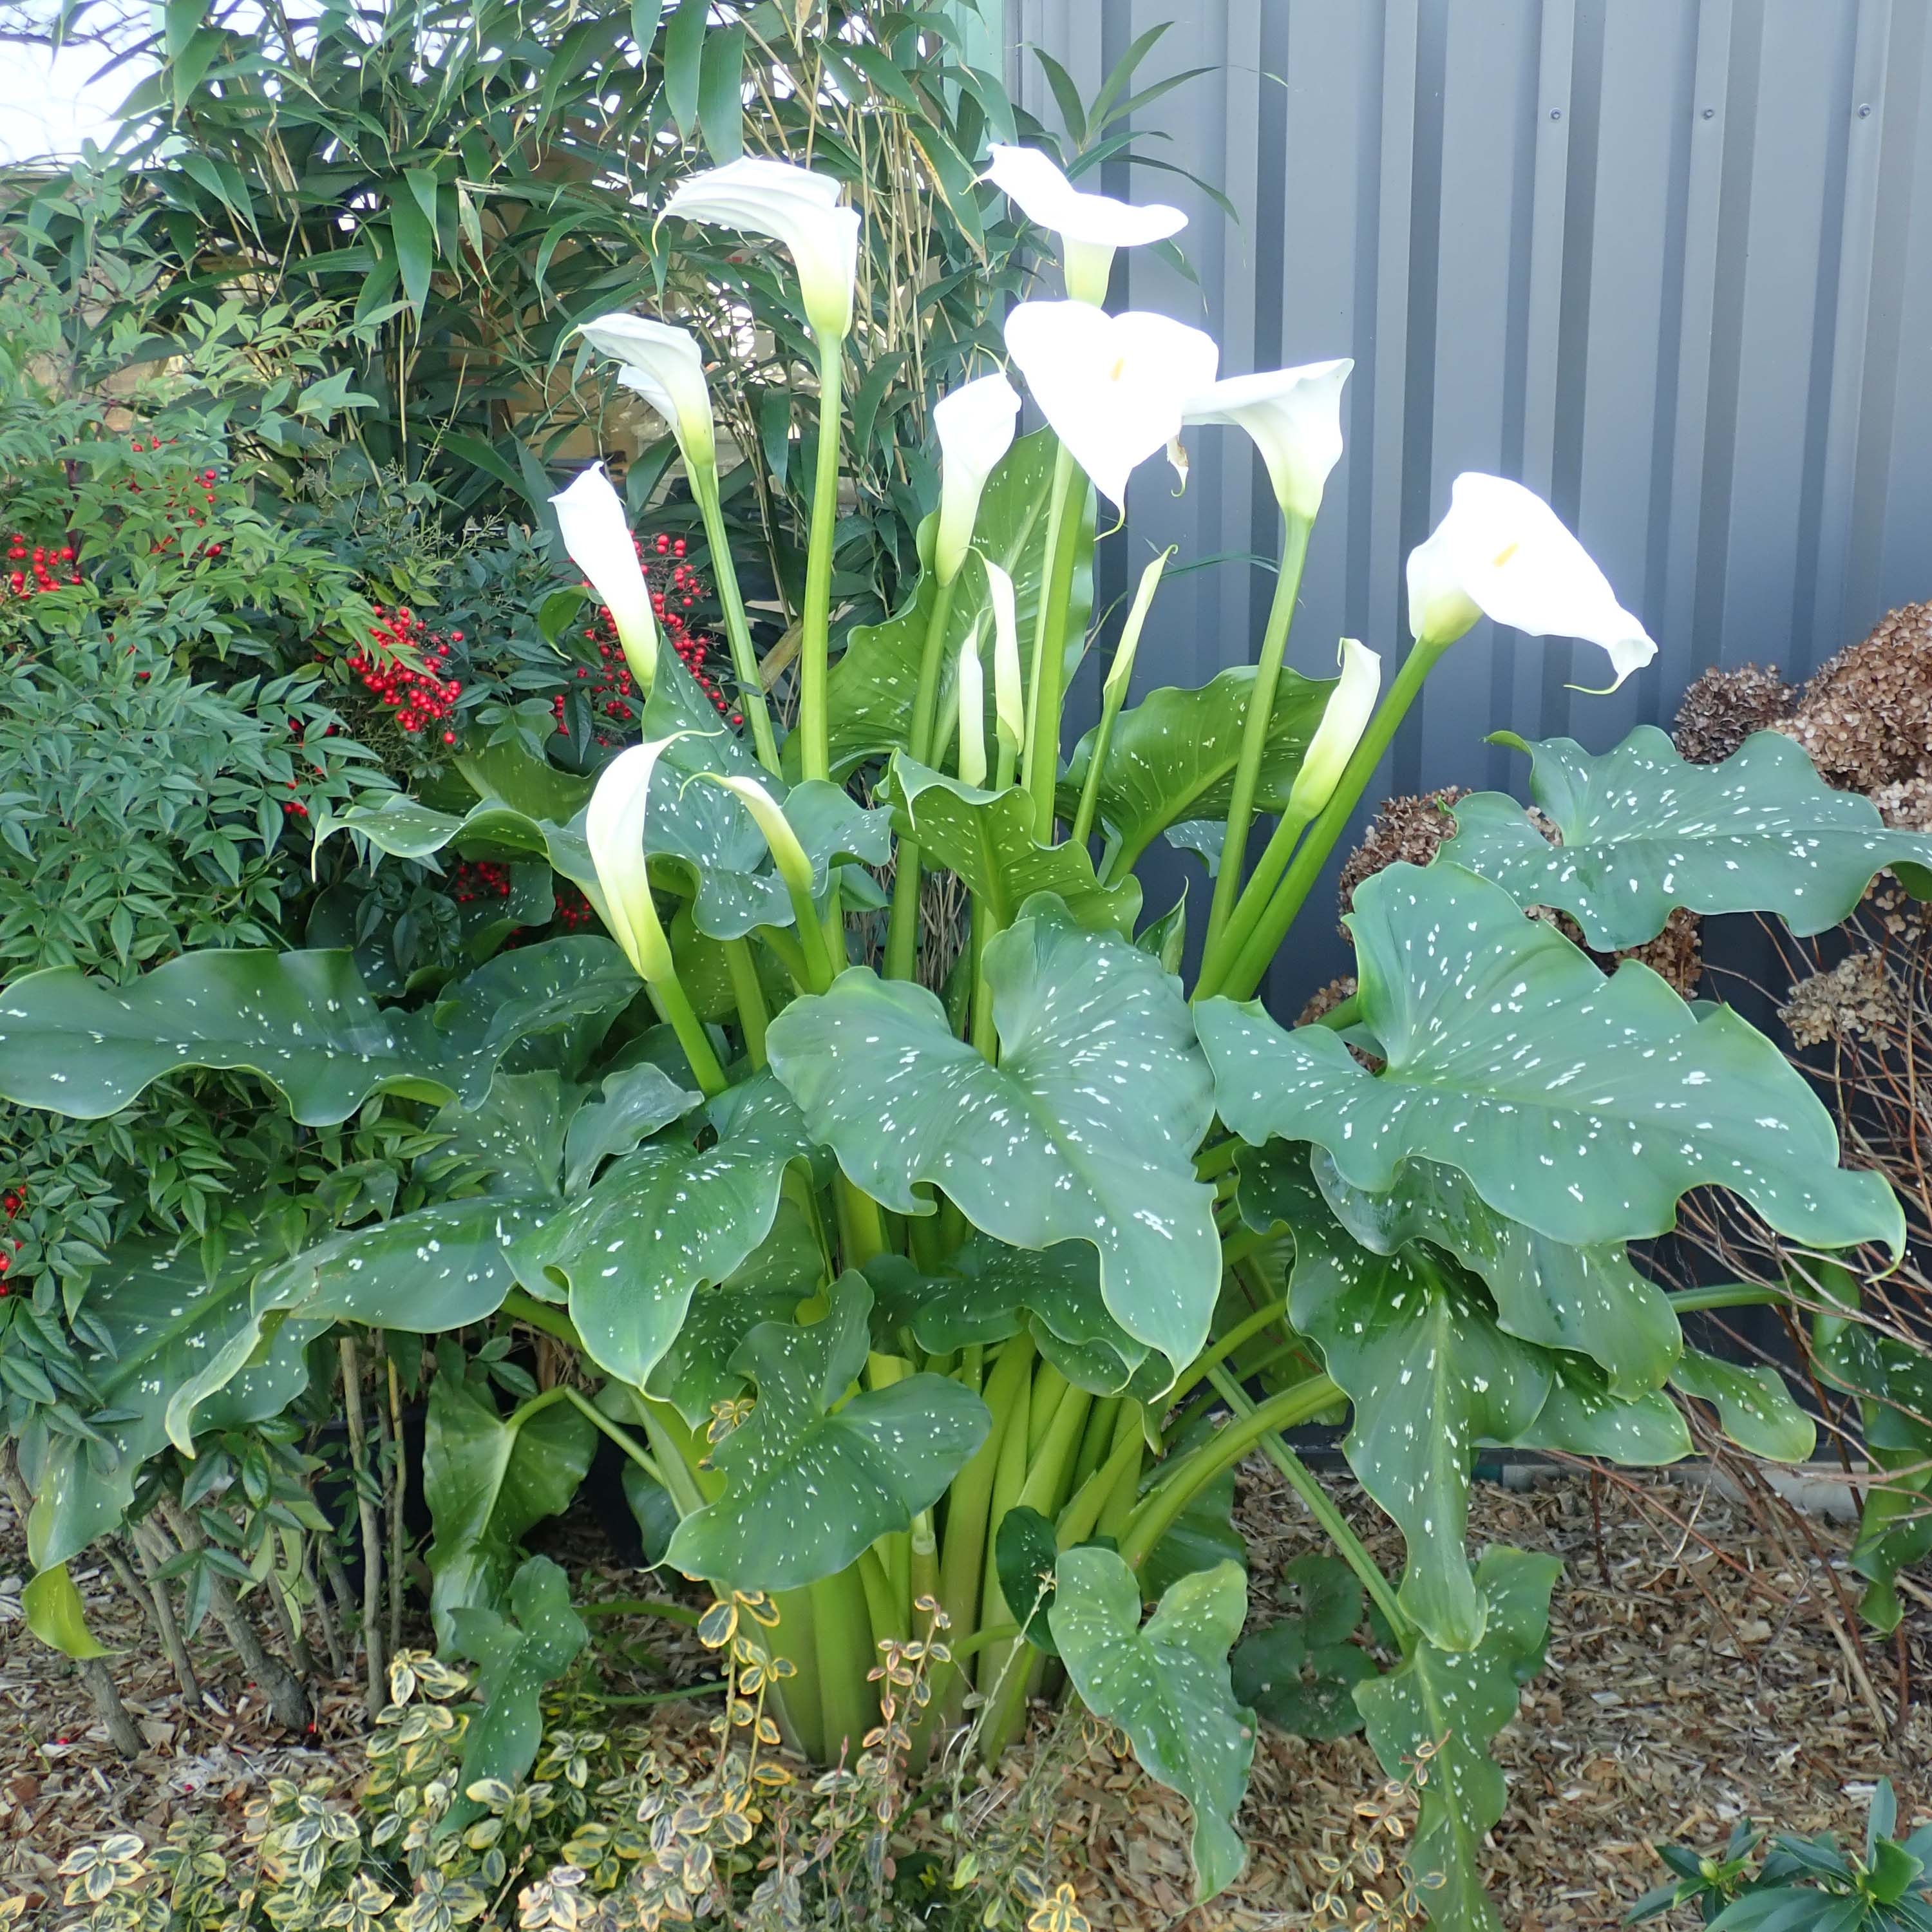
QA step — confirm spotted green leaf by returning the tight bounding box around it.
[643,1202,826,1427]
[865,1238,1150,1396]
[561,1062,703,1195]
[886,757,1142,934]
[0,949,450,1124]
[1512,1354,1693,1464]
[314,794,601,905]
[446,1556,587,1833]
[164,1194,549,1452]
[816,428,1094,781]
[1442,727,1932,949]
[1669,1349,1814,1461]
[1307,1151,1680,1396]
[424,1349,598,1645]
[1048,1546,1255,1902]
[661,1273,989,1592]
[1355,1545,1562,1932]
[1059,662,1334,875]
[1197,861,1904,1256]
[509,1072,820,1387]
[768,895,1221,1371]
[1283,1164,1551,1651]
[19,1222,319,1574]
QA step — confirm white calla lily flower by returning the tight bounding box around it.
[1184,358,1353,520]
[1406,475,1658,689]
[985,144,1186,305]
[576,312,717,470]
[932,372,1021,582]
[551,464,657,692]
[985,558,1023,757]
[585,738,686,983]
[955,634,988,788]
[662,157,861,341]
[1289,639,1381,817]
[1003,301,1220,509]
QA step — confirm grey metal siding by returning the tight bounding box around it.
[1000,0,1932,1002]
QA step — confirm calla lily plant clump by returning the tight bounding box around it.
[5,141,1931,1927]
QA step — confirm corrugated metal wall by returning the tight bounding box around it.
[999,0,1932,1003]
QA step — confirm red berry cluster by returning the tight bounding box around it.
[449,859,515,905]
[120,438,227,560]
[345,605,467,745]
[551,534,742,746]
[5,536,80,599]
[0,1185,21,1293]
[552,885,595,931]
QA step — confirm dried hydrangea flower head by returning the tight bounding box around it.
[1778,598,1932,795]
[1671,661,1796,765]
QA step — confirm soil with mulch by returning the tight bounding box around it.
[3,1465,1927,1929]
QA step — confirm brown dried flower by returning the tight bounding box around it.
[1337,790,1470,936]
[1671,662,1796,764]
[1777,599,1932,793]
[1779,947,1904,1050]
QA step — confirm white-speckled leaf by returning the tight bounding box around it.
[430,937,643,1099]
[1196,862,1904,1256]
[424,1350,597,1645]
[1306,1151,1681,1396]
[1059,663,1333,875]
[0,949,452,1124]
[162,1194,548,1452]
[643,1202,826,1426]
[314,795,602,905]
[1512,1354,1692,1464]
[661,1273,989,1592]
[767,895,1222,1371]
[1283,1170,1551,1652]
[561,1061,703,1195]
[1048,1546,1255,1902]
[1355,1546,1561,1932]
[433,1072,576,1200]
[866,1239,1150,1396]
[511,1072,822,1388]
[1441,726,1932,947]
[887,757,1142,935]
[1669,1349,1814,1461]
[20,1224,320,1573]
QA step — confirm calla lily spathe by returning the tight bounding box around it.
[1406,473,1658,690]
[932,372,1021,583]
[1184,359,1353,521]
[577,313,717,470]
[551,464,658,692]
[585,738,683,984]
[955,632,988,788]
[985,144,1186,305]
[663,157,861,342]
[1003,301,1220,509]
[984,556,1023,757]
[1289,638,1381,817]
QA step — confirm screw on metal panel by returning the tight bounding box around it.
[1858,102,1873,117]
[1549,108,1562,120]
[1701,106,1716,119]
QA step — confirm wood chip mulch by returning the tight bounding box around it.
[3,1465,1927,1929]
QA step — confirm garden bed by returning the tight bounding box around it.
[5,1461,1926,1929]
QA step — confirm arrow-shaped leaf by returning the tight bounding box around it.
[887,757,1142,934]
[1197,861,1904,1256]
[768,895,1222,1370]
[1440,726,1932,947]
[1355,1545,1562,1932]
[1670,1350,1814,1461]
[510,1072,820,1387]
[1048,1546,1255,1902]
[661,1273,989,1592]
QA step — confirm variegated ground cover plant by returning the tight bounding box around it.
[3,136,1926,1930]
